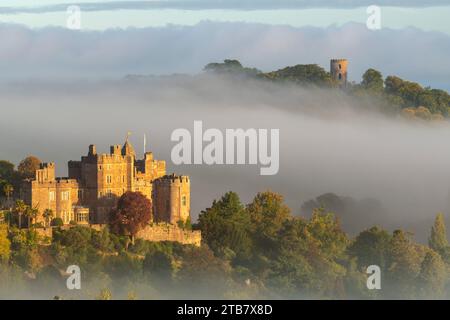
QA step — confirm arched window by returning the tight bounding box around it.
[338,73,342,80]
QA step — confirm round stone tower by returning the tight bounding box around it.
[153,174,190,225]
[330,59,348,87]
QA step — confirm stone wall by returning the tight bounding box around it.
[34,223,202,247]
[136,223,201,246]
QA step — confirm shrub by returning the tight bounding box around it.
[51,218,64,227]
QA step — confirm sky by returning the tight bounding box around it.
[0,1,448,33]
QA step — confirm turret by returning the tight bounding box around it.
[152,174,190,225]
[35,162,55,182]
[110,144,121,156]
[88,144,97,156]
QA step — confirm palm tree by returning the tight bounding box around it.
[26,206,39,228]
[2,183,13,204]
[14,200,27,229]
[43,209,54,228]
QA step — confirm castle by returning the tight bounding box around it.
[21,138,191,227]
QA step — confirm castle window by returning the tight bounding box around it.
[339,64,342,69]
[182,196,187,206]
[106,175,112,184]
[49,191,55,201]
[107,190,113,198]
[338,73,342,80]
[61,191,70,201]
[99,165,102,171]
[76,211,88,222]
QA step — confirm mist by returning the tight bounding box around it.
[1,74,450,241]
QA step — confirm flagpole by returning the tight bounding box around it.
[143,133,146,156]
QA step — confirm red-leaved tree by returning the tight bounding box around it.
[110,191,152,244]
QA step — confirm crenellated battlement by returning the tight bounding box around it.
[155,174,190,185]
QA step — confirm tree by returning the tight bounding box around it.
[0,160,14,182]
[429,213,449,254]
[17,156,41,179]
[385,230,424,298]
[269,218,315,297]
[14,200,27,229]
[177,246,231,298]
[2,183,13,203]
[245,190,292,272]
[263,64,333,87]
[348,226,391,271]
[417,250,446,298]
[51,217,64,227]
[109,191,152,244]
[43,209,54,228]
[204,59,260,76]
[0,224,11,264]
[91,227,113,252]
[306,208,348,260]
[384,75,425,109]
[143,250,173,283]
[26,206,39,228]
[361,68,384,93]
[385,75,404,95]
[198,192,252,260]
[247,191,291,245]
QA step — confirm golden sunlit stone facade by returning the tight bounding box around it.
[21,139,191,227]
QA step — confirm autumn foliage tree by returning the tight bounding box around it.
[110,191,152,244]
[18,156,41,179]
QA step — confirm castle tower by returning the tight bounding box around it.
[152,174,190,225]
[35,162,55,182]
[330,59,348,87]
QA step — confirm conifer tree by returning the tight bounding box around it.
[429,213,449,253]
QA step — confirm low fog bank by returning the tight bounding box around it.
[1,74,450,241]
[1,22,450,91]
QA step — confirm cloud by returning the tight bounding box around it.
[0,21,449,91]
[0,0,449,14]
